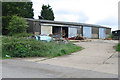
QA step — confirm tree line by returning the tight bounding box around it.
[2,2,55,35]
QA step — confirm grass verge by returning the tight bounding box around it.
[116,43,120,52]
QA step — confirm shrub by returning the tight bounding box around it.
[116,43,120,52]
[12,32,34,38]
[2,36,82,58]
[107,33,114,39]
[8,15,28,35]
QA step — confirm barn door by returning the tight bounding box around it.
[83,26,92,38]
[68,27,77,38]
[99,28,106,39]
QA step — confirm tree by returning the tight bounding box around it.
[2,2,34,35]
[40,4,55,20]
[2,2,34,18]
[8,15,28,35]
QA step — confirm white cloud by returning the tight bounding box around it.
[96,16,118,31]
[55,14,79,22]
[32,0,119,31]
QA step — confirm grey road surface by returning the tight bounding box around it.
[2,59,118,78]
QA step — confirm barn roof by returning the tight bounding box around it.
[25,18,111,29]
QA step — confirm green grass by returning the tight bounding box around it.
[116,43,120,52]
[2,36,82,58]
[0,57,11,59]
[11,32,34,37]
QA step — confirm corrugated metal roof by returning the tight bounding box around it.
[25,18,111,29]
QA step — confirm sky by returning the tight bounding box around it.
[31,0,119,31]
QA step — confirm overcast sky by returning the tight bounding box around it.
[31,0,119,31]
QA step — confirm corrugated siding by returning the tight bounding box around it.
[27,20,34,33]
[106,28,111,34]
[106,28,111,38]
[77,27,81,33]
[33,22,41,32]
[68,27,77,38]
[92,27,99,39]
[83,26,92,38]
[92,27,99,34]
[99,28,106,39]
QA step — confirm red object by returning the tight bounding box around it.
[49,34,53,37]
[33,32,35,34]
[65,38,68,40]
[107,38,112,40]
[68,37,76,40]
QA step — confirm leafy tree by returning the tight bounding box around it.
[2,16,11,35]
[2,2,34,35]
[2,2,34,18]
[40,4,55,20]
[8,15,28,36]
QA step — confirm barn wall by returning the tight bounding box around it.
[92,27,99,39]
[106,28,111,38]
[33,21,41,33]
[41,25,52,35]
[26,20,34,33]
[26,19,111,39]
[77,27,82,36]
[26,20,41,34]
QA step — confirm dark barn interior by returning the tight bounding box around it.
[112,30,120,40]
[62,27,68,38]
[52,26,68,38]
[52,26,61,37]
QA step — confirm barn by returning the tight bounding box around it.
[25,18,111,39]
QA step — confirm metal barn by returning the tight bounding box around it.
[25,18,111,39]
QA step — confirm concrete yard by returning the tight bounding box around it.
[2,59,118,78]
[23,39,118,75]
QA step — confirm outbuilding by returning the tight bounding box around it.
[112,30,120,40]
[25,18,111,39]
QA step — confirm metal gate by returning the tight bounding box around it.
[83,26,92,38]
[99,28,106,39]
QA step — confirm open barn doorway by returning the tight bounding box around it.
[62,27,68,38]
[52,26,68,38]
[52,26,61,38]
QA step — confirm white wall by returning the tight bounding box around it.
[41,26,52,35]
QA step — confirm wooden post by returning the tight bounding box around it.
[61,26,62,38]
[81,25,83,37]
